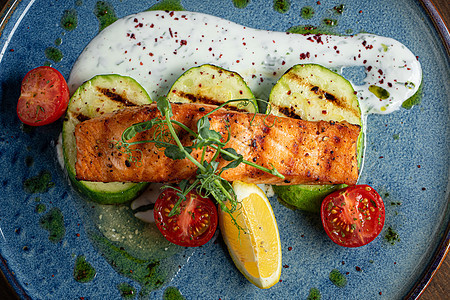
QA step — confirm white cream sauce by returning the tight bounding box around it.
[68,10,422,115]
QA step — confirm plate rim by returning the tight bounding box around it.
[0,0,449,299]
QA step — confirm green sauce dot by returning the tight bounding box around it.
[147,0,184,11]
[163,286,186,300]
[94,1,119,31]
[61,9,78,31]
[35,203,46,214]
[54,38,62,46]
[23,170,54,194]
[273,0,291,14]
[301,6,314,19]
[232,0,250,9]
[329,269,347,287]
[369,85,390,100]
[385,226,400,245]
[44,47,63,63]
[117,282,136,299]
[74,255,97,283]
[307,287,322,300]
[39,208,65,243]
[402,82,422,109]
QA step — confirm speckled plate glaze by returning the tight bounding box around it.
[0,0,448,299]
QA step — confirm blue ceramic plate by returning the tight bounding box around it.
[0,0,448,299]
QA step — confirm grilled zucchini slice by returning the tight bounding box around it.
[268,64,363,212]
[167,64,257,112]
[62,74,151,204]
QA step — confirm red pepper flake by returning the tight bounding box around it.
[149,52,154,56]
[208,47,212,51]
[76,233,80,237]
[283,265,289,268]
[150,23,154,28]
[140,62,143,65]
[282,61,286,65]
[422,187,426,191]
[169,28,173,38]
[288,247,292,251]
[378,69,384,75]
[359,10,363,13]
[9,49,14,52]
[180,40,187,46]
[317,1,321,4]
[379,292,382,295]
[236,60,240,63]
[379,156,384,159]
[355,266,362,271]
[367,66,373,72]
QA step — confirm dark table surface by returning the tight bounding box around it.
[0,0,449,299]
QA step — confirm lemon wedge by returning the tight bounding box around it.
[219,181,282,289]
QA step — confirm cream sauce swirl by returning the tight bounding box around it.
[68,10,422,115]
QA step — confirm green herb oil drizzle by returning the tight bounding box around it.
[147,0,184,11]
[39,208,65,243]
[232,0,250,9]
[94,1,118,31]
[73,255,97,282]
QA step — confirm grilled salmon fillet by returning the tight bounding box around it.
[75,103,360,185]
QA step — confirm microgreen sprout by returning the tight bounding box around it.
[116,97,284,230]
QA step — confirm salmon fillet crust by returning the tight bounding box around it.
[75,103,360,185]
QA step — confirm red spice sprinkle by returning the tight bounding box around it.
[288,247,292,251]
[317,1,321,4]
[236,60,240,63]
[379,292,382,295]
[9,49,14,52]
[76,233,80,237]
[208,47,212,51]
[180,40,187,46]
[283,265,289,268]
[417,165,421,168]
[355,266,362,271]
[150,24,154,28]
[359,10,363,13]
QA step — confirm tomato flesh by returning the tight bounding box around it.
[154,188,218,247]
[17,66,70,126]
[320,184,385,247]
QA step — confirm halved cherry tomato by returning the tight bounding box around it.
[154,188,218,247]
[17,66,70,126]
[320,184,385,247]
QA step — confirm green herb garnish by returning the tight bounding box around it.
[116,98,284,226]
